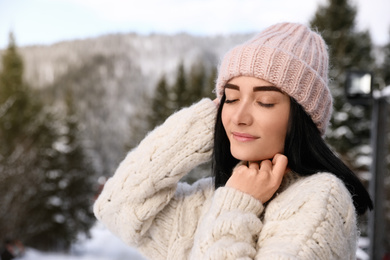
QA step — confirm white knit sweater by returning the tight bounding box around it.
[94,98,358,260]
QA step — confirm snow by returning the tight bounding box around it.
[19,223,146,260]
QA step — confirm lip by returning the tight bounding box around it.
[232,132,259,142]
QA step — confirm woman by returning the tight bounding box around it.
[94,22,372,259]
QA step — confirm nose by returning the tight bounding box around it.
[231,101,253,126]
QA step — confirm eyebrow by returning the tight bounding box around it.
[225,83,283,93]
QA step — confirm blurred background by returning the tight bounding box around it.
[0,0,389,259]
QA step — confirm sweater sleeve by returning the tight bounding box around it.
[255,172,358,260]
[93,98,216,249]
[190,186,265,259]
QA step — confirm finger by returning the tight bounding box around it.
[272,154,288,177]
[248,162,260,170]
[233,161,248,172]
[272,154,288,167]
[259,160,272,173]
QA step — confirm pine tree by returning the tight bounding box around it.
[188,62,206,104]
[171,62,188,110]
[23,91,96,251]
[126,89,153,150]
[204,66,217,99]
[0,32,53,246]
[379,29,390,86]
[0,33,36,154]
[0,33,96,251]
[54,91,95,249]
[310,0,373,171]
[18,108,67,250]
[149,74,172,129]
[0,33,23,100]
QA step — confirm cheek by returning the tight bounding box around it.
[221,107,229,129]
[268,112,289,147]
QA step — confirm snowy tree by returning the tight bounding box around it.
[204,66,217,99]
[310,0,374,174]
[148,75,172,129]
[24,91,96,251]
[0,33,96,252]
[379,29,390,86]
[172,60,217,109]
[0,32,51,245]
[188,62,206,104]
[171,62,188,111]
[126,89,154,151]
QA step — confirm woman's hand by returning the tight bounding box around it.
[226,154,288,203]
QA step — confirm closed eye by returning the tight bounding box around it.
[257,102,275,108]
[225,99,238,104]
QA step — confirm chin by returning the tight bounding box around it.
[231,151,268,162]
[231,148,282,162]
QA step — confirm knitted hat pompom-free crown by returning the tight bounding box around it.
[215,22,332,136]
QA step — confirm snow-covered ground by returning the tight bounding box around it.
[18,223,369,260]
[19,223,146,260]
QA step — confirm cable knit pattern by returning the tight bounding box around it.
[94,99,216,256]
[94,99,357,260]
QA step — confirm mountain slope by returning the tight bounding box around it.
[15,32,252,175]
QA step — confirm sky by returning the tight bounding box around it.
[0,0,389,49]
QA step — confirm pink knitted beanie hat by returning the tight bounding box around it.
[216,22,332,135]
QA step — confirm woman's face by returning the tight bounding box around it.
[221,76,291,162]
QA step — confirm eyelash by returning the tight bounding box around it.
[224,99,237,104]
[258,102,275,108]
[225,99,275,108]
